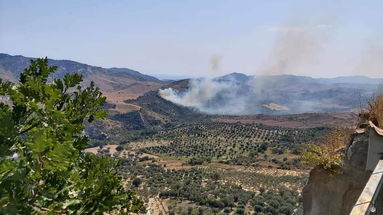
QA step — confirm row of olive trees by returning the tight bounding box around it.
[118,157,302,215]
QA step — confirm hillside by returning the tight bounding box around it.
[0,54,373,134]
[2,54,381,116]
[97,73,364,135]
[0,53,163,92]
[107,90,209,132]
[0,53,167,115]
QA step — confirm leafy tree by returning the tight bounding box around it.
[116,145,124,152]
[0,58,144,214]
[132,178,142,187]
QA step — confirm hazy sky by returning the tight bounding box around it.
[1,0,383,78]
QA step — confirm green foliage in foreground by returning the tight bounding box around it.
[301,129,351,173]
[0,58,143,214]
[301,144,344,172]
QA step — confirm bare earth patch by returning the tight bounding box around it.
[103,82,163,113]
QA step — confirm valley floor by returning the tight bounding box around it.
[86,115,348,214]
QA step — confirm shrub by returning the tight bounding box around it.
[187,157,211,165]
[236,207,245,215]
[116,145,124,152]
[301,129,351,172]
[132,177,142,187]
[368,93,383,127]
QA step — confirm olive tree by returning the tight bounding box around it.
[0,58,143,214]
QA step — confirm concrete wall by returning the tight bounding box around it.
[367,127,383,171]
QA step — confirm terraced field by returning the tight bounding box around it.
[118,154,306,215]
[88,121,331,214]
[131,122,329,169]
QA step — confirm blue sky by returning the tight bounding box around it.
[1,0,383,78]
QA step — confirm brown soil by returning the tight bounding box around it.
[103,82,163,113]
[214,112,357,128]
[147,198,168,215]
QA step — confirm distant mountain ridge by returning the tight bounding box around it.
[2,53,383,116]
[1,53,382,91]
[214,72,251,83]
[0,53,161,91]
[318,76,383,85]
[216,72,383,85]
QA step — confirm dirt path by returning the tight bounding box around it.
[147,198,168,215]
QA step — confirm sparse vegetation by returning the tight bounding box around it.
[367,93,383,127]
[301,129,352,172]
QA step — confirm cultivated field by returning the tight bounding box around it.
[86,120,330,214]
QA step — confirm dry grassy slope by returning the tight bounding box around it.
[0,53,163,91]
[104,82,164,113]
[102,78,188,114]
[0,68,17,83]
[0,53,166,113]
[161,79,190,91]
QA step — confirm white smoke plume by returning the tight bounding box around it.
[209,55,223,75]
[158,26,333,115]
[158,77,251,115]
[158,22,381,115]
[158,73,378,115]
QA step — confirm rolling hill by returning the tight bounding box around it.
[1,53,381,133]
[0,53,166,115]
[0,53,163,92]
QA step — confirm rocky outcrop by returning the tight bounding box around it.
[303,131,372,215]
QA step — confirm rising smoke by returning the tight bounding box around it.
[158,76,254,115]
[158,23,379,115]
[259,24,327,76]
[209,54,224,75]
[157,73,371,115]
